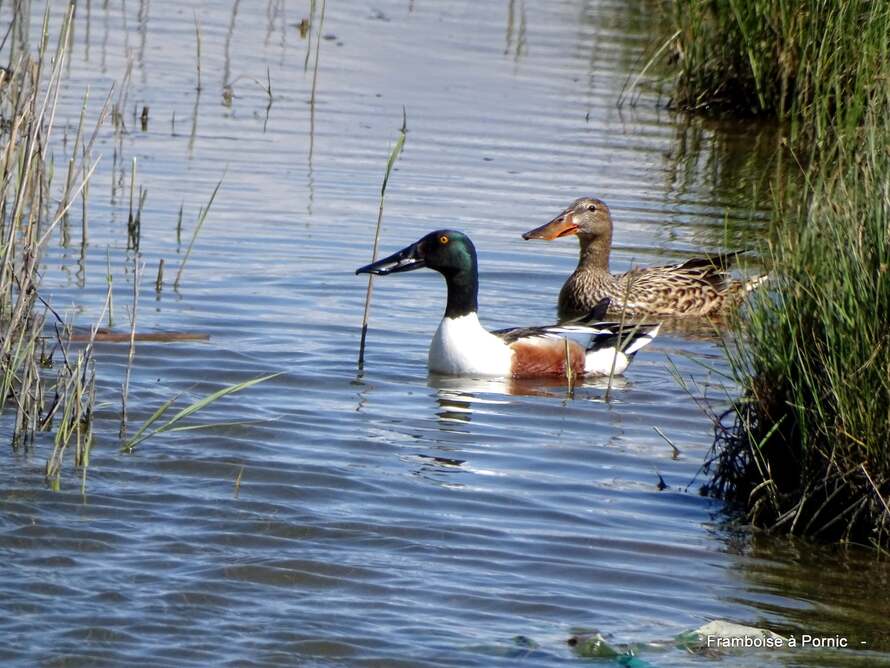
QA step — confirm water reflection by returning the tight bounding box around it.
[662,115,784,250]
[504,0,527,61]
[411,453,467,490]
[305,0,325,215]
[433,371,630,398]
[730,533,890,660]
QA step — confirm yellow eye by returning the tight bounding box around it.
[439,235,449,244]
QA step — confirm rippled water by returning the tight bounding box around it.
[2,1,889,666]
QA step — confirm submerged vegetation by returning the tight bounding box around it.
[671,1,890,546]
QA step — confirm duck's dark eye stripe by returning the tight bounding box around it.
[587,205,596,212]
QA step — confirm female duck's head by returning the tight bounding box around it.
[522,197,612,242]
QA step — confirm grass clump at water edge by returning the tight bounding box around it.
[669,0,890,140]
[0,6,276,489]
[710,120,890,547]
[667,1,890,547]
[0,5,102,490]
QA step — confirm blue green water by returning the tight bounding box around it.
[1,1,887,666]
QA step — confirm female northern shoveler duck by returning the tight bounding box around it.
[522,197,768,320]
[356,230,659,378]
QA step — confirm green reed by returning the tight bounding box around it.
[668,0,890,545]
[1,5,82,454]
[0,0,110,492]
[173,172,225,289]
[120,373,281,453]
[357,108,408,369]
[670,0,890,142]
[0,4,264,490]
[713,112,890,546]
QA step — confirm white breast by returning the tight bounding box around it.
[428,313,514,376]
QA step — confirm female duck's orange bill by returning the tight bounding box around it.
[521,211,578,240]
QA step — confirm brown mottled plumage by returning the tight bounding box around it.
[523,197,768,320]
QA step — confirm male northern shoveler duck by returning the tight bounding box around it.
[522,197,768,320]
[356,230,659,378]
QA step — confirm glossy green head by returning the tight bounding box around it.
[356,230,479,318]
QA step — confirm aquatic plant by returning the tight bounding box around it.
[173,172,225,289]
[357,109,408,368]
[0,5,271,489]
[667,0,890,546]
[0,5,104,490]
[120,373,280,452]
[710,113,890,547]
[670,0,890,141]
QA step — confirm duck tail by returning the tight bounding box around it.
[588,322,660,356]
[622,323,660,356]
[581,321,660,376]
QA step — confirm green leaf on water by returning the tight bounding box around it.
[126,391,183,445]
[121,373,281,452]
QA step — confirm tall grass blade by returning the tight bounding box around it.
[174,172,225,288]
[121,373,281,451]
[357,108,408,369]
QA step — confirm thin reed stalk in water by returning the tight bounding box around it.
[101,248,114,327]
[194,12,203,92]
[120,257,144,438]
[176,203,183,247]
[80,364,97,494]
[309,0,326,106]
[155,258,164,292]
[653,426,681,459]
[174,173,225,288]
[563,337,575,396]
[61,86,90,234]
[127,157,137,249]
[234,465,244,497]
[618,29,680,108]
[357,108,407,368]
[604,275,634,402]
[263,66,273,131]
[81,146,90,246]
[304,0,316,72]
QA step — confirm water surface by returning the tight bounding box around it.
[2,1,889,666]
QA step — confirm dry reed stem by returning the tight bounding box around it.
[120,258,144,438]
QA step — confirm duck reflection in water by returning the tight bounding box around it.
[428,373,629,425]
